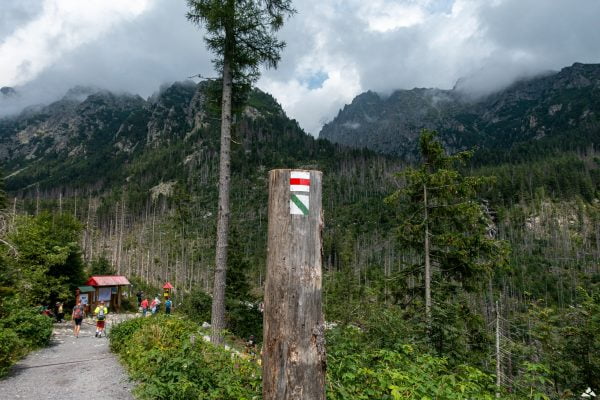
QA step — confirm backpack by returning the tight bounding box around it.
[165,300,172,309]
[97,307,106,321]
[73,305,83,319]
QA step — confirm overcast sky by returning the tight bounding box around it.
[1,0,600,135]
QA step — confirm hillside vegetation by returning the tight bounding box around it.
[0,76,599,398]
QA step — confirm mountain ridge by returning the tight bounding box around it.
[319,62,600,161]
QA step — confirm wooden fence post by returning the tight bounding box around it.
[263,169,326,400]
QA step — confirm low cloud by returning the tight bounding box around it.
[0,0,153,86]
[1,0,213,117]
[1,0,600,135]
[263,0,600,135]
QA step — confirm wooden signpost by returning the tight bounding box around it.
[263,169,326,400]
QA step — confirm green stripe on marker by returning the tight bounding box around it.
[291,193,309,215]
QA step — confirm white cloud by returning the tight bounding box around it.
[261,64,361,135]
[0,0,152,86]
[2,0,600,137]
[261,0,600,135]
[358,0,427,32]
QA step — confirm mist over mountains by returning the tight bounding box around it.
[319,62,600,160]
[1,61,599,189]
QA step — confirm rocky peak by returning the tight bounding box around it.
[1,87,16,97]
[62,86,99,102]
[319,62,600,159]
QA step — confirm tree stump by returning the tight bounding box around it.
[263,169,326,400]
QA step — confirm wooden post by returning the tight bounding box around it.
[263,169,326,400]
[117,286,122,312]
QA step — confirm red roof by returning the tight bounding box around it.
[85,276,131,287]
[163,282,174,289]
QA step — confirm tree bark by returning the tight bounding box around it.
[211,54,233,345]
[117,195,125,274]
[263,169,326,400]
[496,300,501,398]
[424,183,431,324]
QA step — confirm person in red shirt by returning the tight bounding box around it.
[140,297,149,317]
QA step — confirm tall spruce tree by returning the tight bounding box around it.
[386,130,509,326]
[186,0,294,344]
[0,169,7,211]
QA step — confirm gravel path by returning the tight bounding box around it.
[0,315,137,400]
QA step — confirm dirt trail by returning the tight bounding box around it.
[0,315,136,400]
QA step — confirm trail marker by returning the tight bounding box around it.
[290,171,310,192]
[289,171,310,215]
[290,193,309,215]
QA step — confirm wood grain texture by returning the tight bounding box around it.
[263,169,326,400]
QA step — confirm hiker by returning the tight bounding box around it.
[165,296,172,315]
[41,305,54,318]
[154,296,161,313]
[94,301,109,338]
[140,297,149,317]
[150,296,160,315]
[72,299,85,338]
[136,290,143,306]
[246,335,257,357]
[55,302,64,323]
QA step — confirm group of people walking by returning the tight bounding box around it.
[48,289,175,339]
[139,295,172,316]
[69,299,109,338]
[39,300,108,338]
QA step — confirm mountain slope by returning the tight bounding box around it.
[319,62,600,161]
[0,81,403,295]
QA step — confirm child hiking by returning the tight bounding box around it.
[94,301,108,338]
[55,302,64,323]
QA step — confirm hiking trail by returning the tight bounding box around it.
[0,315,135,400]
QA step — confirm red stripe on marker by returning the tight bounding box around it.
[290,178,310,186]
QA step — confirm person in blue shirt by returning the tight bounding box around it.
[165,297,172,315]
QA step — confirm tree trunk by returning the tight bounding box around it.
[263,169,326,400]
[496,300,501,398]
[211,54,233,345]
[424,183,431,324]
[117,195,125,274]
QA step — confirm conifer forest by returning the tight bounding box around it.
[0,1,599,399]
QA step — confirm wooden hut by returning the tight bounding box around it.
[84,275,131,312]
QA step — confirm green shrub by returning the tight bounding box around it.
[0,307,53,348]
[110,316,261,400]
[326,326,498,400]
[225,300,262,343]
[0,297,53,377]
[120,295,139,312]
[112,316,548,399]
[109,315,154,353]
[177,289,212,324]
[0,328,21,377]
[178,289,262,342]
